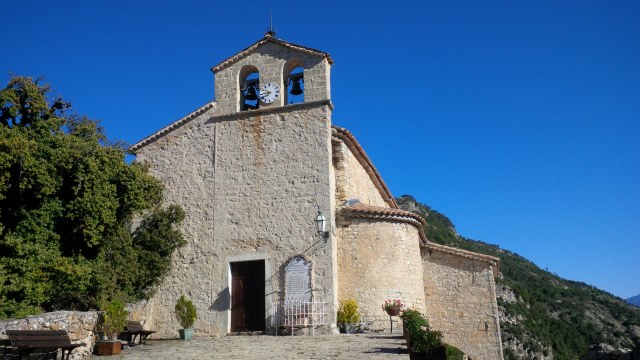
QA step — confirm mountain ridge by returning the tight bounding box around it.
[628,295,640,307]
[396,195,640,360]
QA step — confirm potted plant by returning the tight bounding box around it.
[382,298,405,316]
[337,299,360,334]
[175,295,197,340]
[97,300,128,355]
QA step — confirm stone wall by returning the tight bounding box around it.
[337,217,425,331]
[422,246,503,360]
[0,311,97,359]
[214,41,331,115]
[133,101,217,338]
[135,101,336,337]
[332,139,389,208]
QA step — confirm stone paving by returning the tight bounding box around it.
[105,334,409,360]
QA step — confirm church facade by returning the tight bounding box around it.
[130,34,503,359]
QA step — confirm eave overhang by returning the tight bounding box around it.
[341,204,427,243]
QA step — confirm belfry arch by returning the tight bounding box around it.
[283,59,304,105]
[239,65,259,111]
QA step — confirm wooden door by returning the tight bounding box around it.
[230,271,246,331]
[230,260,265,332]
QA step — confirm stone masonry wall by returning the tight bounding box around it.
[332,140,388,208]
[135,101,336,337]
[422,247,503,360]
[0,311,98,359]
[337,218,425,331]
[134,103,217,337]
[214,41,331,115]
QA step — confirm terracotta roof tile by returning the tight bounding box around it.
[343,204,426,224]
[424,242,501,275]
[341,204,427,242]
[342,204,501,276]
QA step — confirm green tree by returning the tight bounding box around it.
[0,76,185,318]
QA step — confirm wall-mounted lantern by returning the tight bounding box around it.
[315,211,329,239]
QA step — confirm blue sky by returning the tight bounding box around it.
[2,1,638,298]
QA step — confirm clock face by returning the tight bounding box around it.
[259,82,280,104]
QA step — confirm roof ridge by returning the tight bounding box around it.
[424,242,501,275]
[129,101,216,152]
[211,36,333,73]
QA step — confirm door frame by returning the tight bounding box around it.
[225,253,271,333]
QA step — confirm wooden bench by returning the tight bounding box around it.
[121,320,155,345]
[1,337,12,359]
[4,330,85,360]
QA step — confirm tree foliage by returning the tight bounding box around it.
[0,76,185,318]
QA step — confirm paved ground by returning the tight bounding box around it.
[105,334,410,360]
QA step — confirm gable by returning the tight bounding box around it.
[211,35,333,74]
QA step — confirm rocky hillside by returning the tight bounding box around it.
[628,295,640,307]
[396,195,640,360]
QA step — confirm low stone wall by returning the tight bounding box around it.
[0,311,98,359]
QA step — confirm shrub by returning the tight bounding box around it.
[400,309,444,354]
[175,295,197,329]
[337,299,360,325]
[413,327,443,354]
[445,344,466,359]
[401,308,428,331]
[101,300,128,340]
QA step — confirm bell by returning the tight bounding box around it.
[244,85,258,101]
[290,78,303,96]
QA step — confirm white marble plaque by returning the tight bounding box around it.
[285,257,312,302]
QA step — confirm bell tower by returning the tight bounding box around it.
[210,33,333,116]
[206,34,339,335]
